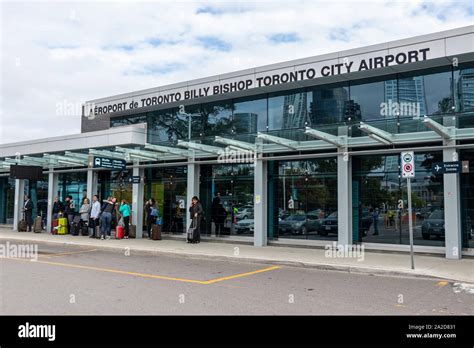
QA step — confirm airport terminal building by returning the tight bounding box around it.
[1,26,473,259]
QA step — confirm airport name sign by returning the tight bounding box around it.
[86,47,432,117]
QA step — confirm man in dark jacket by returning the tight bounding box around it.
[23,195,33,232]
[52,196,64,219]
[64,195,76,230]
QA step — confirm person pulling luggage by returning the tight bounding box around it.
[188,196,203,244]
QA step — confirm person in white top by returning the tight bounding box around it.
[89,195,101,238]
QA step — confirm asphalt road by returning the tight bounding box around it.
[0,239,472,315]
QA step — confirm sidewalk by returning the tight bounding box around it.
[1,228,473,283]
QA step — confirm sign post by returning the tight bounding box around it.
[401,151,415,270]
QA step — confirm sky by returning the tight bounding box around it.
[0,0,473,144]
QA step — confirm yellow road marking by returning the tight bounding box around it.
[437,281,449,287]
[2,257,280,285]
[202,265,281,284]
[40,249,99,259]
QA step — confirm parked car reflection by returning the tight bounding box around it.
[318,211,373,236]
[421,209,444,240]
[235,218,254,234]
[278,212,322,235]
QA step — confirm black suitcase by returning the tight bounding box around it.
[187,219,200,243]
[71,215,81,236]
[81,221,89,236]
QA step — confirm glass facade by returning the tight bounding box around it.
[0,177,15,224]
[460,150,474,249]
[352,152,444,247]
[144,166,187,234]
[98,170,132,204]
[268,158,338,240]
[56,63,468,250]
[108,65,474,147]
[58,172,87,206]
[200,163,254,237]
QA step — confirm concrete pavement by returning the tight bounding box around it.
[2,239,473,315]
[1,227,473,283]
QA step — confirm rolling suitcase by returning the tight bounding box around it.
[33,216,43,233]
[57,217,68,235]
[51,219,59,234]
[187,218,199,243]
[18,219,28,232]
[94,225,101,238]
[71,215,81,236]
[151,224,161,240]
[116,226,125,239]
[81,221,89,236]
[128,224,136,238]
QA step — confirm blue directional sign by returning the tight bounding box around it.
[93,156,126,170]
[432,161,461,174]
[128,176,141,184]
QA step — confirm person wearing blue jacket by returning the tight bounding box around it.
[119,199,131,239]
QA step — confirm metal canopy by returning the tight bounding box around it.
[89,149,128,160]
[304,127,344,147]
[44,153,88,166]
[64,151,90,160]
[358,122,394,145]
[177,140,223,155]
[256,132,300,150]
[144,143,189,157]
[418,115,453,140]
[115,146,165,161]
[214,136,255,152]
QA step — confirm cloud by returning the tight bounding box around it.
[0,0,472,144]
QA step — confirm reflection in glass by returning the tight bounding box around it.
[309,84,349,125]
[233,96,267,133]
[269,158,337,240]
[268,91,309,130]
[352,152,444,247]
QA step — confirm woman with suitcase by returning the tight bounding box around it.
[188,196,203,244]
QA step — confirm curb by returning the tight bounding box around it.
[0,234,470,284]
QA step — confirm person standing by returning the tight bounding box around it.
[64,195,76,231]
[23,195,33,232]
[52,196,64,220]
[188,196,203,243]
[119,199,131,239]
[89,195,101,238]
[100,197,115,240]
[144,198,155,239]
[79,198,91,234]
[373,208,380,236]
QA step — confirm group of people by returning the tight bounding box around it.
[50,195,131,240]
[23,193,205,242]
